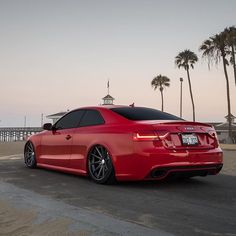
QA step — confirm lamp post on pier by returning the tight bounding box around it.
[180,77,183,118]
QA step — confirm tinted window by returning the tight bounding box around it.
[79,110,105,127]
[54,110,85,130]
[110,107,182,121]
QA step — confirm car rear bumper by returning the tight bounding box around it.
[113,147,223,181]
[147,163,223,180]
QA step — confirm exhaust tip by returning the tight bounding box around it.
[151,169,167,178]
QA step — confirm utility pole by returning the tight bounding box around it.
[107,79,110,95]
[180,77,183,118]
[41,113,44,126]
[24,116,27,128]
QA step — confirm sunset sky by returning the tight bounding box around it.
[0,0,236,127]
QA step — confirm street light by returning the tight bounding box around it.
[180,77,183,118]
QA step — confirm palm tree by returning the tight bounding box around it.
[199,32,232,142]
[224,26,236,85]
[151,74,170,111]
[175,50,198,121]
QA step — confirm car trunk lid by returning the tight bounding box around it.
[135,120,219,150]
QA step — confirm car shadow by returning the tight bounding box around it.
[13,161,235,196]
[34,166,233,191]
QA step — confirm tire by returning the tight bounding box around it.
[88,145,116,184]
[24,141,37,168]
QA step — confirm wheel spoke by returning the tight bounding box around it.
[104,163,108,171]
[100,147,105,157]
[28,158,32,165]
[27,152,32,157]
[27,153,32,162]
[97,165,103,178]
[95,147,103,158]
[102,164,105,177]
[91,153,102,160]
[28,144,33,152]
[94,163,102,172]
[91,160,101,165]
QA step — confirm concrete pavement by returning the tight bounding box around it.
[0,142,235,235]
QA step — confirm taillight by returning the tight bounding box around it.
[208,131,216,138]
[133,131,159,141]
[208,131,219,147]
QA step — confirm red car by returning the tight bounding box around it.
[24,106,223,184]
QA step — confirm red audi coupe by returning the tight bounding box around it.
[24,106,223,184]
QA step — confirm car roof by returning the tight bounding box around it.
[71,105,129,111]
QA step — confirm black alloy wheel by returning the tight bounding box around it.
[88,145,116,184]
[24,141,37,168]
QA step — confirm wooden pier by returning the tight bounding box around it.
[0,127,43,142]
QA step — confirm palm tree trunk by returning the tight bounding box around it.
[231,45,236,86]
[160,90,164,111]
[186,69,195,121]
[222,56,233,143]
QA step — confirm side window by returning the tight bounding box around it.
[79,110,105,127]
[54,110,85,130]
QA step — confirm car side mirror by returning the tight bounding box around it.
[43,123,53,130]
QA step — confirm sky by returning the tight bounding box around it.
[0,0,236,127]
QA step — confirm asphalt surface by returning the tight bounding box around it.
[0,146,236,235]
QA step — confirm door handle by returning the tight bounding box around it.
[65,135,72,140]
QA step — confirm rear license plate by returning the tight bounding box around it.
[181,134,198,146]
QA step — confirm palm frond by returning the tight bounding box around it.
[175,49,198,71]
[199,34,230,69]
[151,74,171,91]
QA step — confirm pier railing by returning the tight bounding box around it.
[0,127,43,142]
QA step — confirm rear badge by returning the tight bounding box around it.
[185,127,195,131]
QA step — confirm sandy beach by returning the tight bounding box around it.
[0,142,89,236]
[0,200,83,236]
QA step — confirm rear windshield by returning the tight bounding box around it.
[110,107,182,121]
